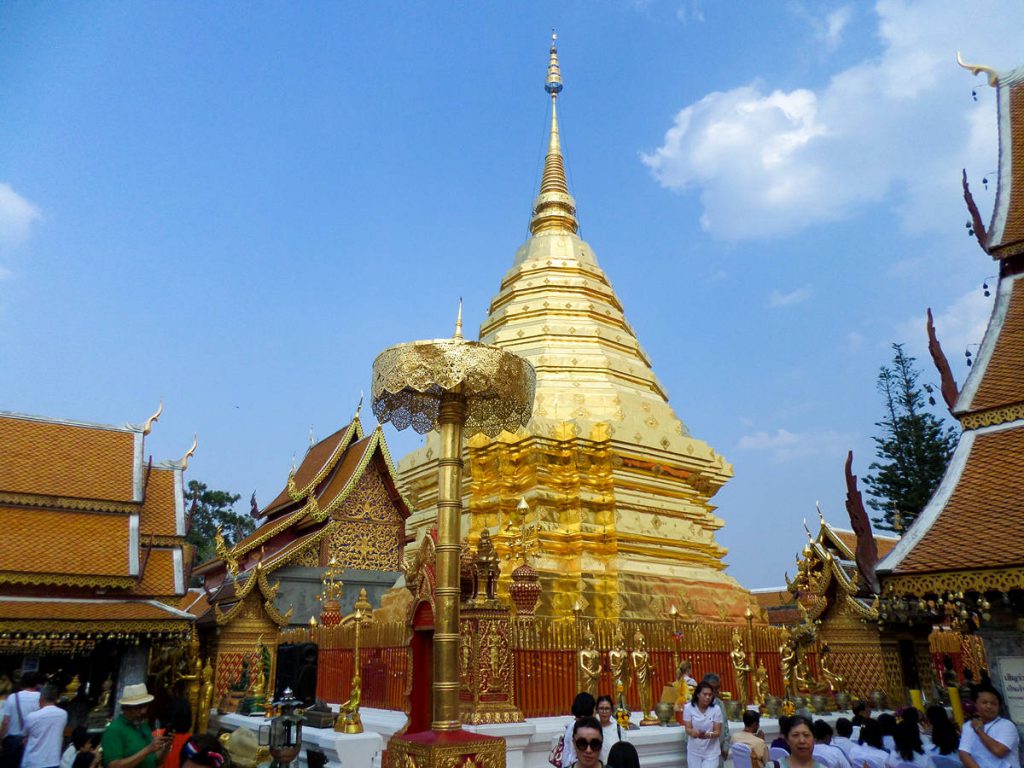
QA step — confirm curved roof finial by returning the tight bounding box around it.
[180,433,198,471]
[957,51,999,87]
[530,30,578,236]
[142,400,163,436]
[355,391,364,418]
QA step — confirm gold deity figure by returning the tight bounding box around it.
[818,643,844,693]
[730,630,751,704]
[608,626,631,697]
[754,660,770,705]
[472,529,500,601]
[632,631,657,725]
[779,639,797,697]
[486,628,504,692]
[197,659,214,735]
[577,627,601,698]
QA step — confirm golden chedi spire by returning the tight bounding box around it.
[398,33,750,623]
[530,32,578,236]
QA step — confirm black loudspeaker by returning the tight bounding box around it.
[274,642,318,705]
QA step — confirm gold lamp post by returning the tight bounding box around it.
[371,307,535,744]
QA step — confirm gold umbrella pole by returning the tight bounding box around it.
[433,392,466,730]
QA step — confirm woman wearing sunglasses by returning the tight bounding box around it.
[569,716,605,768]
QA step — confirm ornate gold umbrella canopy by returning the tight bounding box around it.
[370,311,535,731]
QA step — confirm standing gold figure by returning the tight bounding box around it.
[780,639,798,698]
[577,627,601,698]
[608,626,631,697]
[632,631,657,725]
[197,659,214,735]
[730,630,751,704]
[754,660,770,706]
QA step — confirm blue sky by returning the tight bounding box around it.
[1,1,1020,589]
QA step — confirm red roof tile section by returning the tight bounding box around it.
[0,416,137,503]
[0,599,186,622]
[893,426,1024,573]
[140,468,179,536]
[0,506,131,578]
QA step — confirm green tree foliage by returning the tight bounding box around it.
[185,480,253,566]
[864,344,959,532]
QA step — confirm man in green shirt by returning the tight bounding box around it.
[101,685,169,768]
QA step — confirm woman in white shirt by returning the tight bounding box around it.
[595,695,622,763]
[958,688,1020,768]
[851,720,892,768]
[684,682,723,768]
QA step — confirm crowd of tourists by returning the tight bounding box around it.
[762,689,1020,768]
[0,676,226,768]
[553,674,1021,768]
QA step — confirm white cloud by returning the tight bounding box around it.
[897,286,993,366]
[0,266,11,281]
[0,183,42,248]
[844,330,865,350]
[676,2,705,23]
[642,0,1024,241]
[820,6,852,50]
[737,427,852,463]
[768,285,813,308]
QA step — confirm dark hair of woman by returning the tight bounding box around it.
[778,716,792,733]
[571,692,597,718]
[877,713,897,736]
[858,719,885,750]
[72,754,96,768]
[782,715,815,736]
[812,720,833,742]
[901,707,921,726]
[690,680,714,706]
[572,715,602,736]
[926,704,960,755]
[893,719,924,762]
[596,695,614,710]
[606,741,641,768]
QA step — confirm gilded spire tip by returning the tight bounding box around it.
[453,298,464,339]
[530,31,578,236]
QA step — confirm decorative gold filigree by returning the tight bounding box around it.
[287,419,364,501]
[0,571,137,588]
[960,404,1024,430]
[371,338,535,437]
[883,567,1024,597]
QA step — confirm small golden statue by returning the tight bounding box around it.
[779,639,797,698]
[632,631,658,726]
[577,626,601,698]
[336,676,362,733]
[197,658,215,735]
[730,630,751,705]
[818,643,844,693]
[608,626,631,698]
[472,530,500,601]
[754,660,770,706]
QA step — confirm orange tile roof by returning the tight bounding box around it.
[829,528,900,559]
[0,415,139,503]
[0,598,189,622]
[131,548,179,597]
[989,81,1024,255]
[753,589,793,608]
[314,435,375,511]
[140,467,180,536]
[893,424,1024,574]
[969,279,1024,412]
[0,505,132,579]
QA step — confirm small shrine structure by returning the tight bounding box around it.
[194,413,412,703]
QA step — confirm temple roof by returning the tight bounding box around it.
[877,61,1024,595]
[0,412,143,506]
[0,411,190,599]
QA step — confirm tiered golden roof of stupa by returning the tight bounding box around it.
[398,35,752,621]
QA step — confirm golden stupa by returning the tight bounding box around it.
[398,34,751,621]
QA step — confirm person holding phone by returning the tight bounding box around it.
[101,685,170,768]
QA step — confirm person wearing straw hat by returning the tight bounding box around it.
[100,685,169,768]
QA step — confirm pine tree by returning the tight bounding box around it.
[185,480,252,566]
[864,344,959,532]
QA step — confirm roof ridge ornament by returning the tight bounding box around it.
[180,434,198,471]
[957,51,999,87]
[142,400,163,436]
[453,298,463,339]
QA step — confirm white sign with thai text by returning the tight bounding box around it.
[997,656,1024,723]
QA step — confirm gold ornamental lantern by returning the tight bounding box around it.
[371,306,535,733]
